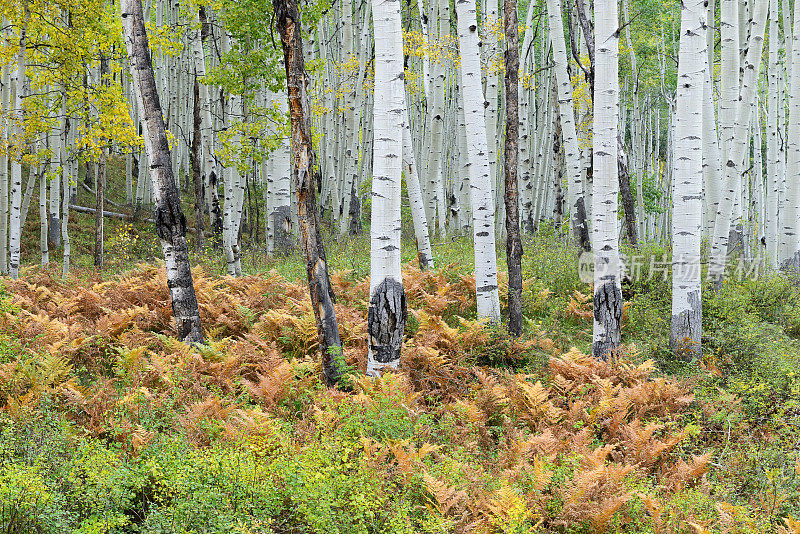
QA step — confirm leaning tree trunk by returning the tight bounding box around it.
[591,0,623,359]
[401,104,435,270]
[504,0,523,337]
[121,0,204,343]
[670,0,706,359]
[455,0,501,323]
[366,0,408,376]
[274,0,344,386]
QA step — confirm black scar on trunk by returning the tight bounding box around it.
[367,277,407,366]
[593,279,623,360]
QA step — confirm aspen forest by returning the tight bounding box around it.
[3,0,800,529]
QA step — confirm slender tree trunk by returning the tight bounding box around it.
[617,134,638,246]
[274,0,344,386]
[95,156,105,268]
[504,0,523,337]
[0,54,9,275]
[402,104,435,269]
[8,3,29,279]
[367,0,408,376]
[592,0,623,359]
[547,0,587,247]
[456,0,501,323]
[670,0,706,358]
[785,0,800,268]
[708,0,768,285]
[121,0,204,343]
[192,76,205,252]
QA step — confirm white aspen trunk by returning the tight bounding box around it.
[518,0,536,233]
[424,0,448,236]
[482,0,499,214]
[61,134,70,277]
[546,0,585,244]
[456,0,501,323]
[48,101,62,250]
[39,150,48,266]
[766,0,780,268]
[708,0,768,284]
[592,0,623,358]
[752,102,764,254]
[271,94,292,255]
[367,0,407,376]
[623,0,644,240]
[455,84,472,234]
[785,0,800,268]
[702,54,722,240]
[778,66,789,265]
[671,0,706,357]
[723,0,745,246]
[8,4,28,279]
[402,101,435,269]
[339,2,371,235]
[122,0,204,342]
[0,55,9,275]
[416,0,432,103]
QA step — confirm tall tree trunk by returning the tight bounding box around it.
[192,76,205,252]
[504,0,523,337]
[456,0,501,323]
[274,0,344,386]
[547,0,588,247]
[121,0,204,343]
[670,0,706,358]
[0,54,9,275]
[367,0,407,376]
[402,104,435,270]
[617,134,638,246]
[8,2,29,279]
[708,0,768,285]
[592,0,623,359]
[785,0,800,268]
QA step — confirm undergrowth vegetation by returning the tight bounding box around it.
[1,229,799,532]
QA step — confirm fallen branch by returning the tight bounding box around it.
[69,205,207,235]
[80,182,125,208]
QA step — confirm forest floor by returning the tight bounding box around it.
[1,159,800,533]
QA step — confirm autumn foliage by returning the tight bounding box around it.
[0,263,793,532]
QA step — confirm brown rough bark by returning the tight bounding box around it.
[192,76,205,252]
[95,54,109,269]
[274,0,344,386]
[617,133,639,247]
[121,0,204,344]
[504,0,524,337]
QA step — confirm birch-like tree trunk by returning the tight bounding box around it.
[547,0,586,245]
[121,0,204,343]
[456,0,501,323]
[0,53,8,275]
[766,0,780,268]
[785,0,800,268]
[708,0,768,285]
[367,0,408,376]
[402,104,435,269]
[592,0,623,358]
[8,3,28,279]
[670,0,706,358]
